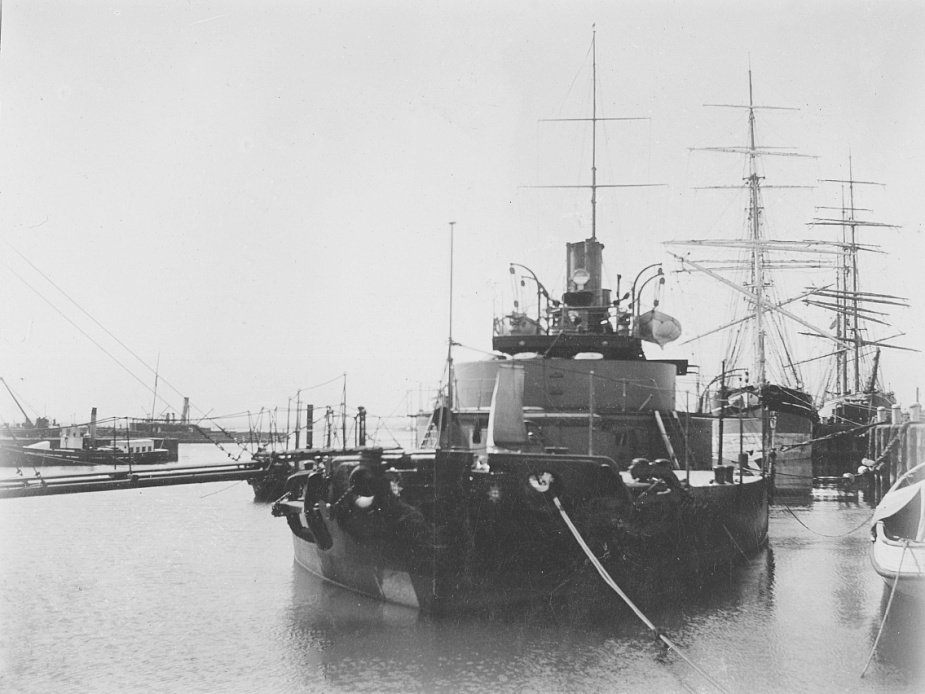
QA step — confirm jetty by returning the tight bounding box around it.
[0,461,269,500]
[859,402,925,502]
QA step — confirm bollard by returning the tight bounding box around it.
[910,403,922,423]
[891,403,903,423]
[712,466,726,485]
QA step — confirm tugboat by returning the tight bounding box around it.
[272,33,770,613]
[0,407,176,467]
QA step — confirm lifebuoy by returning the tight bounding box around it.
[347,465,385,510]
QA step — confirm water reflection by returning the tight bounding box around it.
[866,588,925,683]
[282,548,778,693]
[3,451,922,694]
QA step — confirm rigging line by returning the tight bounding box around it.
[1,244,192,415]
[557,38,594,117]
[769,310,801,386]
[453,342,510,360]
[4,263,162,399]
[199,479,244,499]
[2,241,169,387]
[779,500,874,538]
[373,417,403,448]
[296,374,346,392]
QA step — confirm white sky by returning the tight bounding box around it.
[1,1,923,436]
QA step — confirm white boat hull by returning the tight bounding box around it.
[870,522,925,598]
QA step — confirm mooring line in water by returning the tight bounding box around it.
[779,500,874,538]
[199,479,244,498]
[860,542,908,678]
[552,496,731,694]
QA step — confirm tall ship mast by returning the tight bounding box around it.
[806,160,912,477]
[667,72,829,494]
[808,158,908,424]
[448,29,698,468]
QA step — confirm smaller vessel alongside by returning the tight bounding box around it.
[0,407,177,467]
[870,462,925,598]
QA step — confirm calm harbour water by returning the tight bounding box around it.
[0,444,922,694]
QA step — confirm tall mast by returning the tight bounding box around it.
[0,377,33,428]
[446,221,456,443]
[667,73,831,390]
[847,156,861,392]
[150,352,160,421]
[591,27,598,241]
[531,27,656,250]
[838,185,849,396]
[816,158,902,398]
[746,70,766,386]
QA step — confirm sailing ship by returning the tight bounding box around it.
[807,163,910,476]
[667,73,828,495]
[271,34,770,613]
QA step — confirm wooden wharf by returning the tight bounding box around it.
[863,402,925,502]
[0,461,268,500]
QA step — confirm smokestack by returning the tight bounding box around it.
[181,397,190,425]
[305,404,313,449]
[89,407,97,446]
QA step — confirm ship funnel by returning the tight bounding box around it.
[181,397,190,425]
[89,407,97,446]
[566,239,610,307]
[487,363,528,452]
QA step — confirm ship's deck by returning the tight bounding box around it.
[619,469,764,489]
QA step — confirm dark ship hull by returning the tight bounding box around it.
[274,448,768,613]
[0,438,178,467]
[712,385,817,495]
[813,392,895,479]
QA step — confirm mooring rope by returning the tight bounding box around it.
[866,426,906,468]
[777,420,878,452]
[552,496,731,694]
[722,524,750,560]
[199,479,245,499]
[778,501,875,539]
[860,542,908,678]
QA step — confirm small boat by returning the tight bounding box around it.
[0,436,175,467]
[870,462,925,597]
[0,407,176,467]
[271,33,769,614]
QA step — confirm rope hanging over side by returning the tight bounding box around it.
[777,420,878,452]
[779,501,875,538]
[552,496,731,694]
[860,542,908,678]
